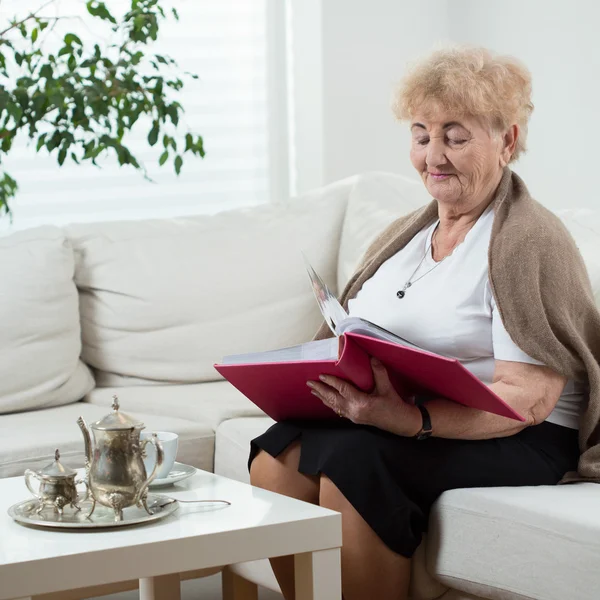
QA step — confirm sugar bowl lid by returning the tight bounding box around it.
[38,449,77,479]
[92,395,143,431]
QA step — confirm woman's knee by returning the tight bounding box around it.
[318,474,349,511]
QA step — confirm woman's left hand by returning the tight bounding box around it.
[307,357,422,436]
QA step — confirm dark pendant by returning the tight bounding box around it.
[396,290,405,299]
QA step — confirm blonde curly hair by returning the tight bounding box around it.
[392,46,534,162]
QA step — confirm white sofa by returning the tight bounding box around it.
[2,172,600,600]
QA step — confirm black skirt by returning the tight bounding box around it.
[249,419,579,557]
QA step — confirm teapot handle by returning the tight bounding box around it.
[138,434,164,501]
[24,469,42,500]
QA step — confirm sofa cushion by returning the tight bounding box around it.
[0,226,94,415]
[0,401,214,478]
[85,380,265,431]
[427,484,600,600]
[555,208,600,307]
[214,416,275,483]
[337,172,430,291]
[66,178,352,386]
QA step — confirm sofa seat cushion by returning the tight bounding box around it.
[0,402,214,478]
[0,226,94,414]
[428,484,600,600]
[85,380,265,431]
[214,416,275,483]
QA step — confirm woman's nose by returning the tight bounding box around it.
[425,138,446,168]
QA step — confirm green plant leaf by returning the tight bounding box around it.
[174,155,182,175]
[159,150,168,166]
[64,33,83,47]
[58,146,67,166]
[148,121,159,146]
[39,63,53,80]
[36,133,47,151]
[31,28,39,43]
[86,1,117,24]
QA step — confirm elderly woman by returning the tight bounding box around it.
[249,47,600,600]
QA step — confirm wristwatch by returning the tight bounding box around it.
[414,404,433,440]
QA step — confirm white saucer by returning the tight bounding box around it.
[148,462,197,488]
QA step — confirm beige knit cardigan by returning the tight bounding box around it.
[314,168,600,482]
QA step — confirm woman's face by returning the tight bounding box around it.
[409,108,513,209]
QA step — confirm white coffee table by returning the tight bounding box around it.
[0,469,342,600]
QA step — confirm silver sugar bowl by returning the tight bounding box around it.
[77,396,164,521]
[24,449,88,516]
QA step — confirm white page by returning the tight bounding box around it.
[337,316,425,351]
[302,253,348,335]
[220,337,339,365]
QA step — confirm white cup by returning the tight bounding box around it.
[141,431,179,480]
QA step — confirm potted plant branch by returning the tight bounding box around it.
[0,0,205,219]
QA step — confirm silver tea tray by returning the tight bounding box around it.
[8,494,179,530]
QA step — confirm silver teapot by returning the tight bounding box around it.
[25,449,88,516]
[77,396,164,521]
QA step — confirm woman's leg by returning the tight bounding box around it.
[250,442,320,600]
[319,474,411,600]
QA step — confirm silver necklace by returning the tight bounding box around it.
[396,224,448,299]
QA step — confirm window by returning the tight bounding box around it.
[1,0,289,230]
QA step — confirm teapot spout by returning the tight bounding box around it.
[77,416,92,474]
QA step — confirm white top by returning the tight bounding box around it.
[348,204,585,429]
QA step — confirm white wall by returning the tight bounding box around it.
[294,0,600,210]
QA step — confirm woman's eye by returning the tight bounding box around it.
[415,138,429,146]
[448,138,467,145]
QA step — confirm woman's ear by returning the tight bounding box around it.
[500,124,519,167]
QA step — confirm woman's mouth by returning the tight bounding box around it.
[428,172,452,181]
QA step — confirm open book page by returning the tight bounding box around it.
[303,256,426,352]
[220,337,339,365]
[302,253,348,335]
[337,317,425,351]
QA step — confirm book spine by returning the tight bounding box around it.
[336,333,374,392]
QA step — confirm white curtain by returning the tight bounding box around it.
[1,0,286,230]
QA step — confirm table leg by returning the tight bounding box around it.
[139,574,181,600]
[294,548,341,600]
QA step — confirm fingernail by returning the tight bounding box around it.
[310,390,319,397]
[306,381,315,389]
[319,375,327,382]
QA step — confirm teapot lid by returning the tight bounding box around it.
[38,449,77,478]
[92,396,143,431]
